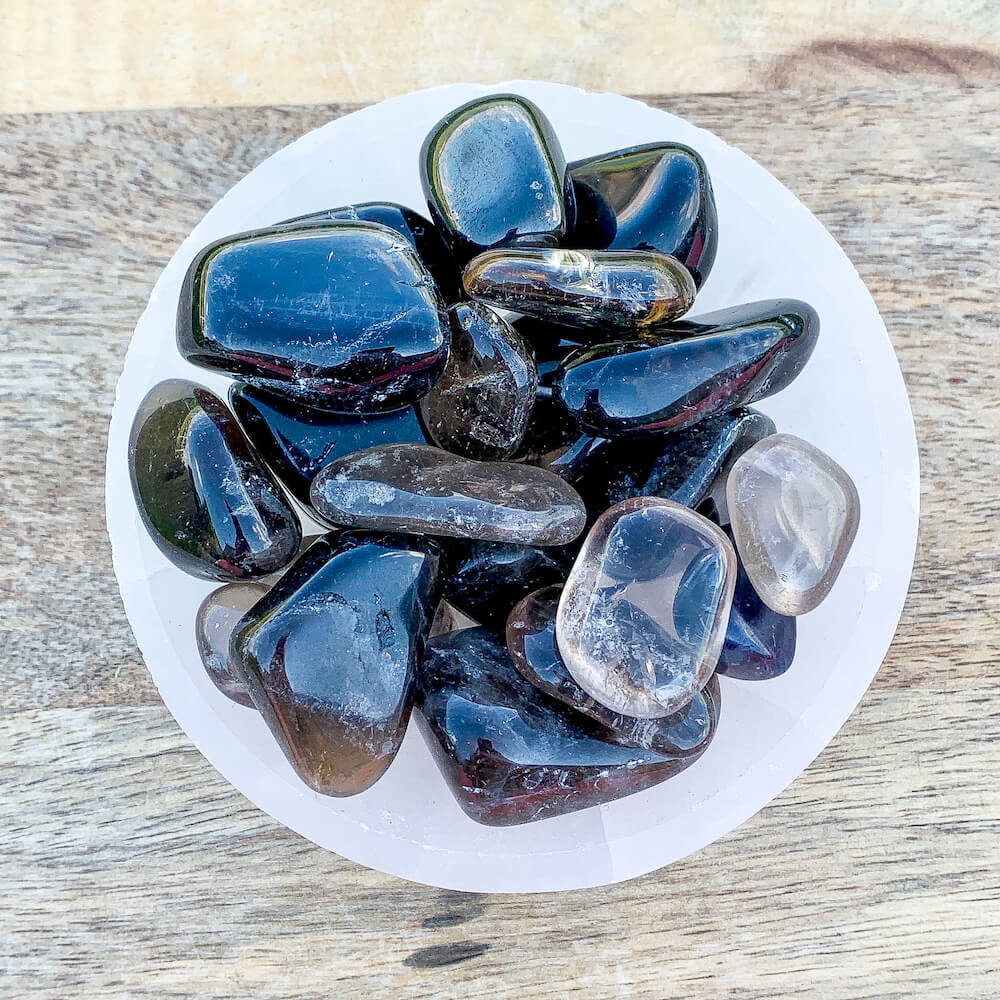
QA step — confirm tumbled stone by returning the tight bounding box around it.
[420,94,574,261]
[418,302,537,460]
[569,408,776,519]
[716,527,797,680]
[276,200,460,301]
[230,382,428,505]
[507,585,720,755]
[727,434,860,615]
[463,248,695,331]
[416,628,691,826]
[230,532,440,796]
[440,538,574,631]
[557,497,736,718]
[310,444,586,545]
[553,299,819,438]
[569,142,718,288]
[195,583,268,707]
[177,222,450,412]
[129,380,301,581]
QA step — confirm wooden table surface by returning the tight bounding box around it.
[2,72,999,998]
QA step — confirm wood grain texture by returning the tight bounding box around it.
[1,83,999,998]
[4,1,1000,112]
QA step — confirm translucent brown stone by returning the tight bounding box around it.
[195,582,267,707]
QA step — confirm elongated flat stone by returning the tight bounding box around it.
[716,527,797,680]
[569,408,776,519]
[310,444,586,545]
[230,382,428,505]
[440,538,574,631]
[569,142,718,288]
[728,434,860,615]
[416,628,691,826]
[463,247,695,331]
[195,582,268,707]
[553,299,819,437]
[276,200,460,300]
[418,302,537,460]
[420,94,574,261]
[177,222,450,412]
[507,585,720,755]
[230,532,440,796]
[129,380,301,581]
[557,497,736,718]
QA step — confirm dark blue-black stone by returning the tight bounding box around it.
[230,531,441,796]
[420,94,575,262]
[128,380,301,581]
[553,299,819,438]
[177,222,450,413]
[416,628,686,826]
[230,382,428,505]
[277,201,461,302]
[569,142,718,289]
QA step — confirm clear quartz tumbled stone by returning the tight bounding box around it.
[555,497,736,719]
[726,433,860,616]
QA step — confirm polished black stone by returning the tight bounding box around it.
[230,532,440,796]
[717,526,797,680]
[277,201,460,302]
[177,222,450,412]
[569,408,776,520]
[506,585,720,756]
[569,142,718,289]
[129,380,301,581]
[416,628,689,826]
[553,299,819,438]
[418,302,537,460]
[420,94,574,262]
[230,382,428,505]
[439,538,574,631]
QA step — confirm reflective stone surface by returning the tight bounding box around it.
[195,582,268,707]
[230,532,440,796]
[230,382,428,505]
[310,444,586,545]
[728,434,860,615]
[440,538,574,631]
[419,302,537,460]
[507,585,720,755]
[277,200,460,301]
[416,628,690,826]
[569,142,718,289]
[463,248,695,331]
[177,222,450,412]
[129,380,301,581]
[553,299,819,437]
[716,527,797,680]
[420,94,574,261]
[556,497,736,718]
[570,408,776,519]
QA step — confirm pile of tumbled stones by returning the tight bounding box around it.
[129,94,860,826]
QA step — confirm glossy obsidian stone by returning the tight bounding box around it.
[416,628,690,826]
[716,527,797,680]
[195,582,268,707]
[177,222,450,412]
[553,299,819,438]
[420,94,575,262]
[439,538,575,631]
[230,382,428,505]
[569,408,776,520]
[569,143,718,289]
[277,201,461,303]
[230,532,440,796]
[129,380,301,581]
[506,585,721,756]
[418,302,537,460]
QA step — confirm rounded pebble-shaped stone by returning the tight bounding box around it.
[195,583,268,707]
